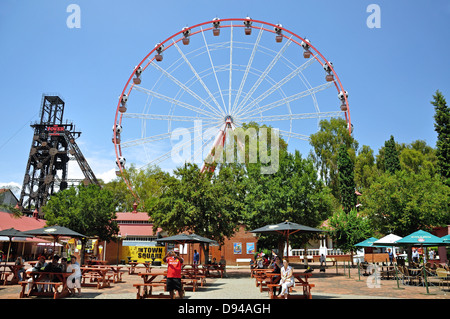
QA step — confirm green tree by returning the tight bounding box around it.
[432,90,450,185]
[354,145,377,192]
[361,170,450,236]
[244,149,333,254]
[398,140,437,175]
[326,208,372,264]
[337,144,357,213]
[148,163,243,262]
[309,118,359,198]
[43,184,120,264]
[103,165,169,212]
[384,135,401,174]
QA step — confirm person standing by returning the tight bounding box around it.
[193,250,200,265]
[163,249,184,299]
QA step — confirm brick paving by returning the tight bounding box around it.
[1,263,449,300]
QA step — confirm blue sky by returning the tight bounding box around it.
[1,0,449,194]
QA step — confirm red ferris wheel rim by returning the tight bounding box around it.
[113,17,351,202]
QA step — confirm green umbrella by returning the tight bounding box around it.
[395,230,445,246]
[394,230,444,295]
[440,234,450,243]
[355,237,379,247]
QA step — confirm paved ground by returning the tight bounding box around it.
[1,263,449,300]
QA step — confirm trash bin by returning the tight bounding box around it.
[152,261,162,266]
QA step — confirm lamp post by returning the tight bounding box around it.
[116,234,122,265]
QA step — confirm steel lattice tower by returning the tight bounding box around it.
[19,95,99,217]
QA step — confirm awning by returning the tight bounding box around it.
[122,240,158,247]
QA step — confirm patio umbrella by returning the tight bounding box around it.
[373,234,403,246]
[394,230,445,246]
[440,234,450,243]
[0,228,34,262]
[250,220,324,261]
[156,233,213,264]
[355,237,379,248]
[156,233,204,245]
[22,225,87,256]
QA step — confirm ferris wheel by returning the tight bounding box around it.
[113,17,352,199]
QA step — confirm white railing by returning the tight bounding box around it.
[290,248,345,257]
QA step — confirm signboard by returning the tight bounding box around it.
[246,243,255,255]
[233,243,242,254]
[121,246,165,264]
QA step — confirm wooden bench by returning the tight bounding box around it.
[19,281,62,299]
[266,282,315,299]
[133,282,169,299]
[236,258,252,267]
[325,258,337,266]
[81,273,112,289]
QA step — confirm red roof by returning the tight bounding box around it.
[114,212,162,237]
[0,211,46,231]
[115,212,150,221]
[117,224,156,237]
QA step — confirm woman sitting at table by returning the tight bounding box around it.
[280,259,294,299]
[66,256,82,297]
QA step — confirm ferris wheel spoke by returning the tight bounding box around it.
[133,85,219,119]
[233,36,293,116]
[141,122,221,169]
[123,112,219,123]
[234,56,316,117]
[228,24,234,115]
[278,129,311,141]
[149,62,224,118]
[231,26,264,115]
[172,40,226,117]
[200,26,228,114]
[236,110,345,123]
[121,121,221,148]
[237,82,334,119]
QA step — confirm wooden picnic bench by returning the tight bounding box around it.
[19,271,71,299]
[325,258,337,266]
[236,258,252,267]
[128,261,151,275]
[264,272,314,299]
[80,267,112,289]
[0,264,22,285]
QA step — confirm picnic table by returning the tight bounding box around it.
[134,269,170,299]
[134,268,201,299]
[263,271,314,299]
[0,264,23,285]
[87,264,125,283]
[19,271,71,299]
[202,264,225,278]
[87,259,108,266]
[80,267,112,289]
[128,261,151,275]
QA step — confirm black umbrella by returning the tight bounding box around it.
[156,233,204,244]
[156,233,218,264]
[250,220,324,261]
[0,228,34,262]
[22,225,87,256]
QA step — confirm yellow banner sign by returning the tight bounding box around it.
[122,246,165,263]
